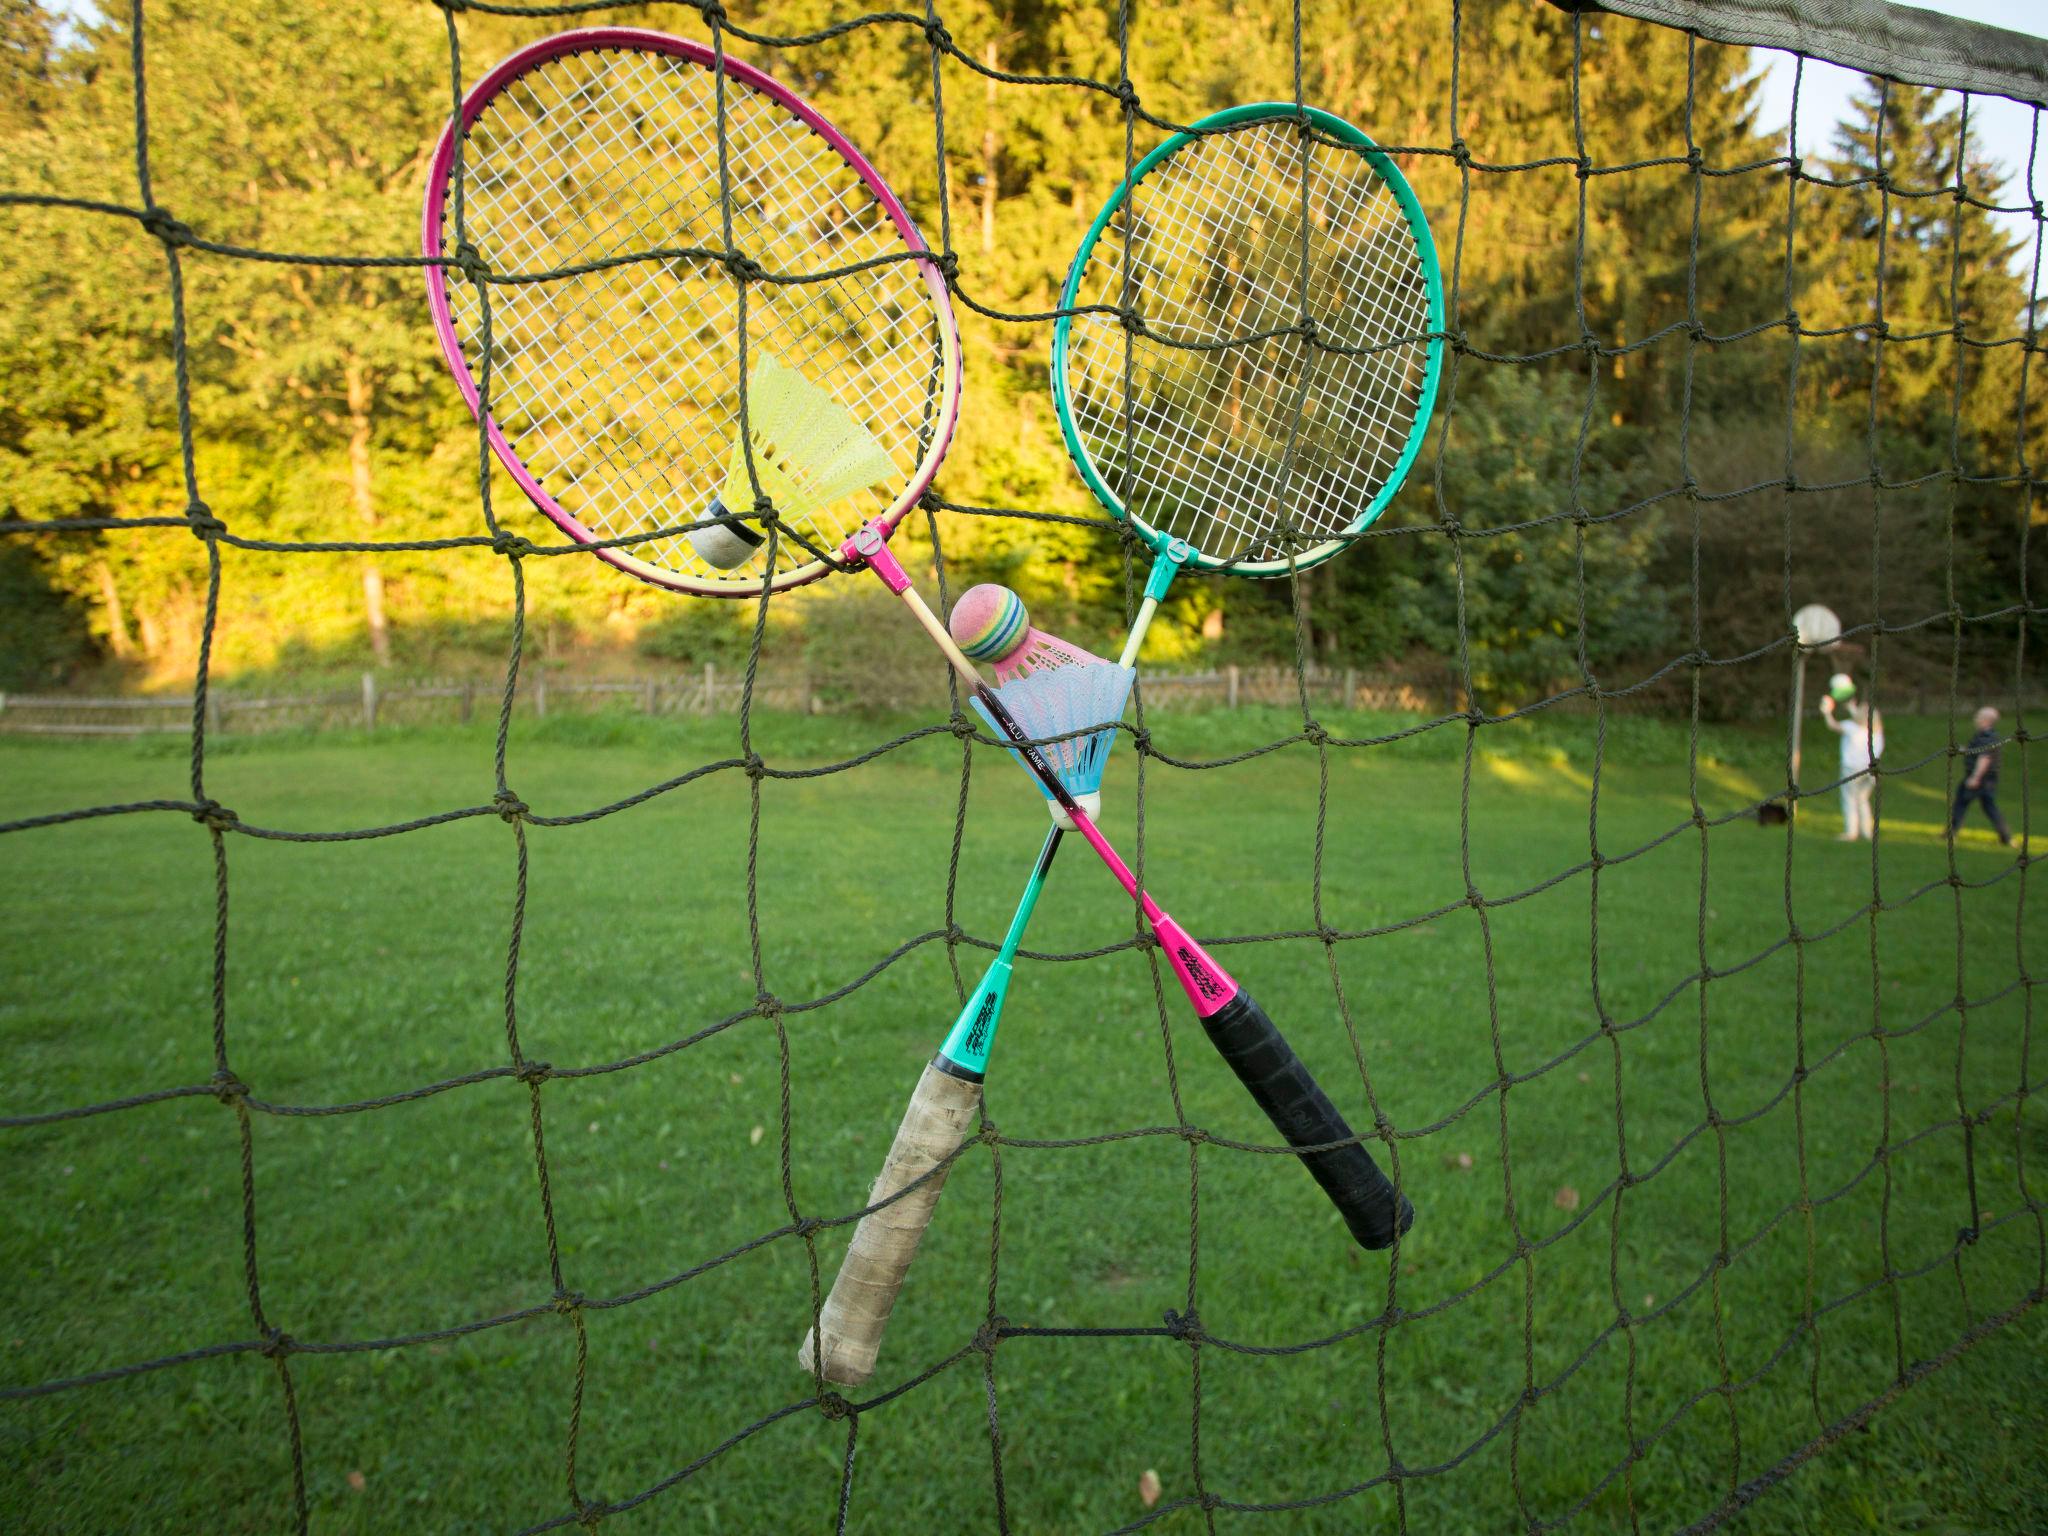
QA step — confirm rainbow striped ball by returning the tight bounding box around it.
[949,583,1030,663]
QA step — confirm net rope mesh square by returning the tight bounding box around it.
[0,0,2041,1532]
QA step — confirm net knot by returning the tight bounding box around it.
[1465,884,1485,910]
[755,990,784,1019]
[972,1316,1006,1353]
[491,531,536,558]
[1787,155,1805,182]
[140,206,194,247]
[451,242,490,284]
[515,1059,551,1085]
[1579,331,1601,357]
[1958,1224,1980,1246]
[793,1214,825,1238]
[1161,1307,1202,1341]
[493,791,529,823]
[1115,306,1145,337]
[1114,78,1139,113]
[259,1325,293,1359]
[921,17,953,50]
[721,250,768,284]
[1296,316,1321,347]
[933,250,961,282]
[191,798,238,831]
[1303,720,1331,747]
[430,0,470,12]
[209,1069,249,1104]
[1574,155,1592,182]
[551,1289,586,1317]
[815,1390,854,1421]
[1449,137,1472,168]
[742,752,768,779]
[186,501,225,538]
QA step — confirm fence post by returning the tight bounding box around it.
[703,661,715,714]
[1343,667,1357,710]
[1226,664,1240,710]
[461,681,474,723]
[206,689,222,737]
[644,677,658,715]
[361,672,378,731]
[534,674,547,719]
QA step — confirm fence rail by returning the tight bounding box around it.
[0,664,1468,738]
[2,663,2020,739]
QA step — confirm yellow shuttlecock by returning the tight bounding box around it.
[688,354,898,569]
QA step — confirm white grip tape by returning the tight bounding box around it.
[798,1063,982,1386]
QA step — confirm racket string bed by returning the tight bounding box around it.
[428,34,956,593]
[1065,119,1435,565]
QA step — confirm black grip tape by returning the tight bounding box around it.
[1200,989,1415,1249]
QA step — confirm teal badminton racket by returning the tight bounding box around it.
[800,103,1442,1387]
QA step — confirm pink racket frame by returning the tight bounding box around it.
[421,28,964,596]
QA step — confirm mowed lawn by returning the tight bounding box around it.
[1,703,2041,1535]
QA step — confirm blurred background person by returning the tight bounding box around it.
[1949,705,2014,848]
[1820,674,1884,842]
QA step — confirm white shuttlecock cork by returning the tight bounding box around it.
[688,354,898,570]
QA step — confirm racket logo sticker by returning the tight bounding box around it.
[964,992,999,1055]
[1177,945,1225,1001]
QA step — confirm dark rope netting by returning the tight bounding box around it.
[0,0,2042,1531]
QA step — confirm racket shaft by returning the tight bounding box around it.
[855,534,1416,1244]
[800,1063,981,1386]
[1201,988,1414,1249]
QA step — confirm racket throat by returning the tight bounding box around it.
[935,962,1008,1080]
[1148,910,1237,1018]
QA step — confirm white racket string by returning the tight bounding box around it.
[434,44,947,586]
[1065,119,1434,565]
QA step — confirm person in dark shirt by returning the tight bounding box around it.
[1948,706,2011,847]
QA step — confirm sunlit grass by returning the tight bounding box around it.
[1,710,2041,1534]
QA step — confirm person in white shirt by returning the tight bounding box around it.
[1819,674,1884,842]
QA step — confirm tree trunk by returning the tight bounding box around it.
[346,358,391,667]
[94,559,134,660]
[981,41,999,258]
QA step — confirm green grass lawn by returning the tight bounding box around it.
[1,704,2042,1534]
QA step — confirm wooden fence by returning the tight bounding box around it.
[0,664,1455,738]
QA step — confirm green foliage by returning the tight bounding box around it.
[0,537,91,687]
[1389,369,1675,706]
[0,1,2034,698]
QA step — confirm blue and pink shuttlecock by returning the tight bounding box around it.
[948,584,1134,829]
